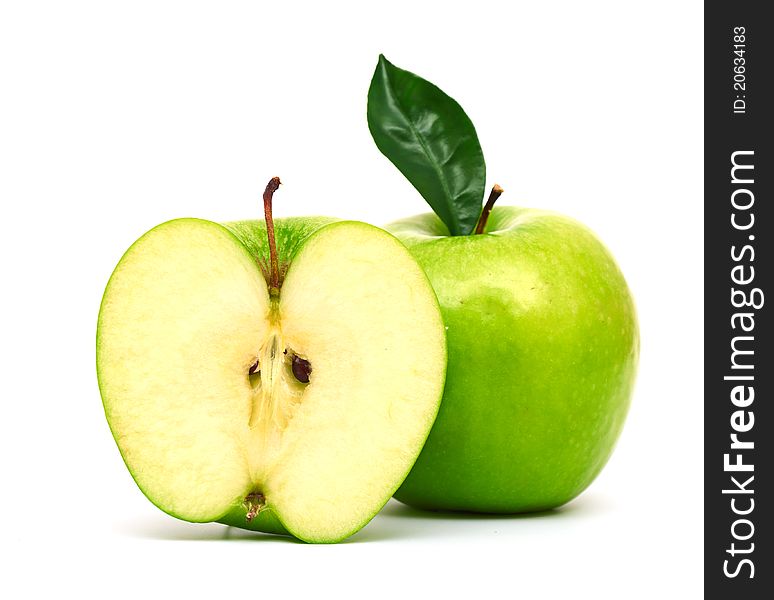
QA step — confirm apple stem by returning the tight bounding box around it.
[263,176,282,291]
[474,184,504,234]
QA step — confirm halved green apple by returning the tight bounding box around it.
[97,180,446,543]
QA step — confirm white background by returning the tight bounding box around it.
[0,1,703,597]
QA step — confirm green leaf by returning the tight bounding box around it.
[367,55,486,236]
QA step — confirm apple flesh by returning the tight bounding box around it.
[97,216,446,542]
[386,206,639,512]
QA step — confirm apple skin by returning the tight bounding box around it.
[222,216,339,279]
[386,206,639,512]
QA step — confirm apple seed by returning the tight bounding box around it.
[291,354,312,383]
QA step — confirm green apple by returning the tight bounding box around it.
[97,178,446,542]
[367,55,639,513]
[385,206,638,512]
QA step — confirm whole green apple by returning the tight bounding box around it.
[367,54,639,513]
[386,206,639,512]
